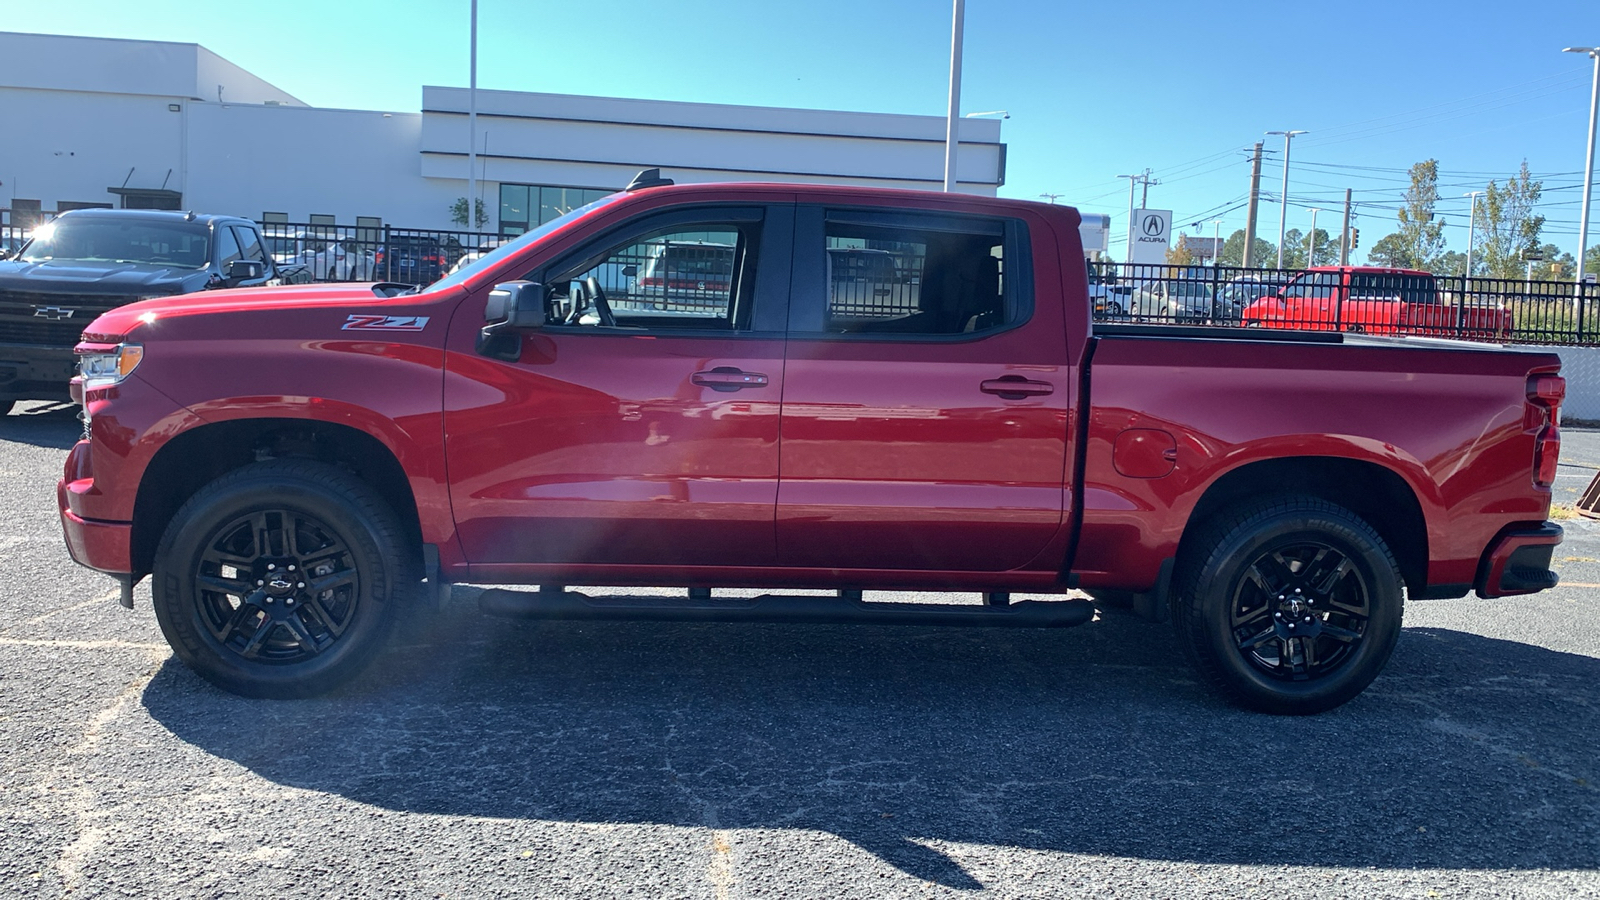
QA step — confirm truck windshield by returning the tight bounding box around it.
[420,193,622,293]
[21,218,211,269]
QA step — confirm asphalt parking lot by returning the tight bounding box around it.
[2,401,1598,899]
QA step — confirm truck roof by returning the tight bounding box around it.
[1303,265,1434,278]
[52,208,256,228]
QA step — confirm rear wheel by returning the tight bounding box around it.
[151,459,414,698]
[1173,497,1403,714]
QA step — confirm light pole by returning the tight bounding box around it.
[1465,190,1485,279]
[1565,47,1599,297]
[942,0,966,193]
[1266,129,1307,268]
[1213,219,1223,265]
[1118,173,1138,259]
[466,0,478,232]
[1307,208,1320,267]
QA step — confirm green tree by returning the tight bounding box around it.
[1165,233,1196,266]
[1217,228,1277,267]
[1473,160,1544,278]
[1365,232,1414,269]
[1280,227,1340,269]
[450,197,489,230]
[1396,159,1447,270]
[1436,250,1468,276]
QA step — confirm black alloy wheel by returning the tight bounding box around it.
[152,459,413,698]
[1174,497,1403,715]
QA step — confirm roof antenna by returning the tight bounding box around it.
[625,168,674,191]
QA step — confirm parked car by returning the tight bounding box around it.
[263,230,374,281]
[374,234,447,285]
[1087,260,1132,317]
[59,175,1564,717]
[632,240,736,311]
[1214,272,1296,320]
[0,209,275,408]
[1242,267,1513,338]
[1128,278,1216,322]
[447,239,512,277]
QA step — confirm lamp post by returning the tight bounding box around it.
[1565,47,1599,299]
[1266,130,1307,268]
[1212,219,1223,265]
[943,0,966,193]
[466,0,478,232]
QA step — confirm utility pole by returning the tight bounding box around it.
[1117,169,1156,261]
[1266,129,1307,268]
[1339,188,1353,266]
[1307,208,1320,267]
[1139,170,1159,208]
[942,0,966,193]
[1465,190,1484,278]
[1242,142,1264,268]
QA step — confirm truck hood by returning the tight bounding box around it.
[82,282,413,341]
[0,259,209,295]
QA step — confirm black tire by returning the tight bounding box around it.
[1173,497,1403,715]
[151,459,415,698]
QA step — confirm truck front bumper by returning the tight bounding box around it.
[1475,522,1562,598]
[58,443,133,576]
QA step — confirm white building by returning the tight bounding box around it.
[0,31,1006,234]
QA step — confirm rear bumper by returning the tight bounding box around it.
[1474,522,1562,599]
[58,477,133,575]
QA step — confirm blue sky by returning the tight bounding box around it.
[8,0,1598,261]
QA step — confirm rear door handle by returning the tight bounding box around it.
[693,367,769,392]
[980,377,1054,399]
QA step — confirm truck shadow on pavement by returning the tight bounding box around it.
[141,600,1600,888]
[2,403,82,450]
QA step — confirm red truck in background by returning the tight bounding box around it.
[1241,266,1514,338]
[58,173,1564,715]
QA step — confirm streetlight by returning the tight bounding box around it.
[1266,129,1307,268]
[1307,208,1320,267]
[1212,219,1223,265]
[943,0,966,193]
[467,0,478,232]
[1565,47,1599,296]
[1465,190,1485,279]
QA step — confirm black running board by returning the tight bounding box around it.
[477,588,1095,628]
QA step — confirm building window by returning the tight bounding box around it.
[499,183,614,236]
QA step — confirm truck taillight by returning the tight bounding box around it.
[1527,372,1564,489]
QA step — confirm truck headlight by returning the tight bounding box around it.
[78,343,144,391]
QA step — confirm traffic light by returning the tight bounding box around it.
[1350,228,1360,249]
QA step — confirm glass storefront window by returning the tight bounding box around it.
[500,184,616,235]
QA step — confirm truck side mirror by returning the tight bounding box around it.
[477,280,545,361]
[0,249,10,261]
[228,260,264,283]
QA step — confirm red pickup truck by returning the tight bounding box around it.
[1241,266,1513,338]
[58,174,1564,714]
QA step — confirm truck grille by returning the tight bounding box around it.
[0,290,134,346]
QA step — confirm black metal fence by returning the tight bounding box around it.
[256,222,497,287]
[1089,262,1600,345]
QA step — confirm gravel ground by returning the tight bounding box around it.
[2,401,1597,899]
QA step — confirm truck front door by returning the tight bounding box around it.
[443,204,793,570]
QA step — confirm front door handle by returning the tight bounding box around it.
[980,376,1054,399]
[692,367,769,392]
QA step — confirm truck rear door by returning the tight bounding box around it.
[774,205,1073,572]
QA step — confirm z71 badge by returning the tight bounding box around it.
[342,314,430,332]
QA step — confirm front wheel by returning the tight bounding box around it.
[151,459,415,698]
[1173,497,1403,714]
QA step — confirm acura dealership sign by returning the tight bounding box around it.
[1129,208,1171,264]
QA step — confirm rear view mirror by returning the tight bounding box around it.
[478,280,545,361]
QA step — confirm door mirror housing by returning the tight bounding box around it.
[478,280,545,361]
[227,259,264,283]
